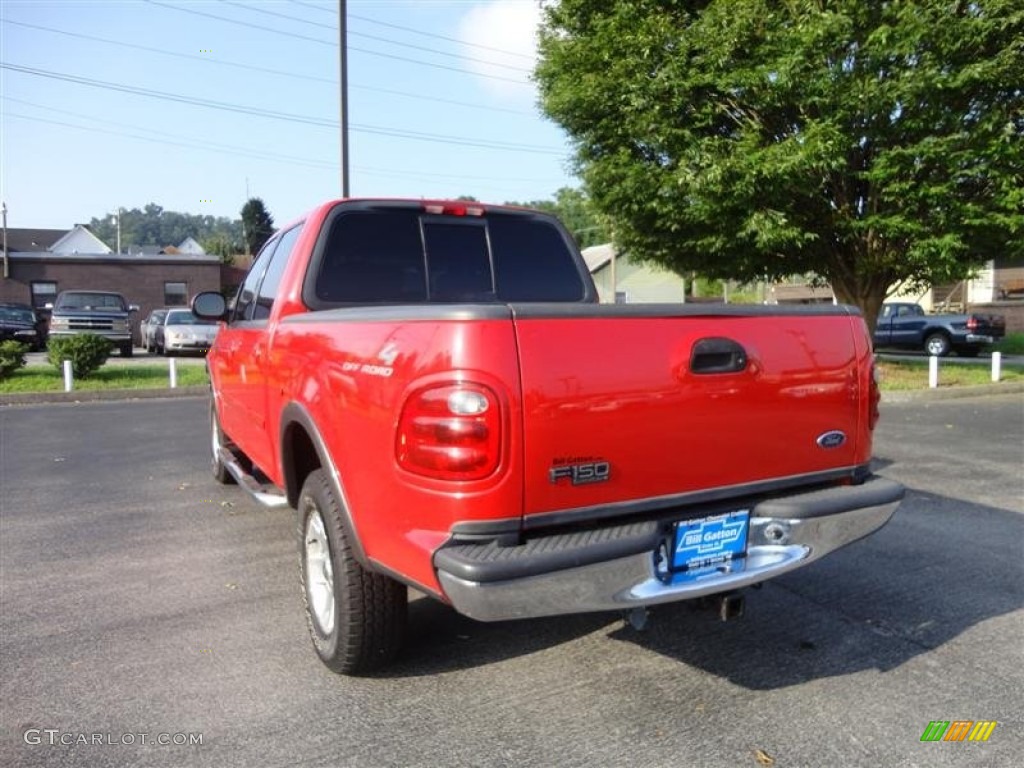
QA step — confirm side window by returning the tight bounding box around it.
[253,225,302,320]
[233,237,279,322]
[164,282,188,306]
[31,281,58,309]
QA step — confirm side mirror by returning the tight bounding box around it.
[192,291,227,320]
[44,302,54,310]
[129,304,140,313]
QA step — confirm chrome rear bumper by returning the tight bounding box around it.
[436,477,903,622]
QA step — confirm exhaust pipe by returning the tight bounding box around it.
[717,591,745,622]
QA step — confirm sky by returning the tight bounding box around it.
[0,0,577,230]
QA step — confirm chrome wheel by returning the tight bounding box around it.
[304,509,335,636]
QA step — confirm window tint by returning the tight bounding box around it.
[488,213,584,302]
[313,207,585,304]
[234,237,279,322]
[423,222,493,301]
[316,210,426,303]
[253,225,302,320]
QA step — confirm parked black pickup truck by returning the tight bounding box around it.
[874,302,1005,357]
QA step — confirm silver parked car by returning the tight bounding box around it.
[141,308,170,353]
[154,308,219,356]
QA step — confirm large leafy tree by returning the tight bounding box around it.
[536,0,1023,327]
[506,187,611,248]
[241,197,275,256]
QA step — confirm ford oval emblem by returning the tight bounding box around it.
[817,430,847,449]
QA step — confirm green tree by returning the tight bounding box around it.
[506,187,611,248]
[241,197,275,256]
[536,0,1023,329]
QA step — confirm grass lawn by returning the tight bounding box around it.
[0,364,210,393]
[1,358,1019,395]
[876,360,1024,390]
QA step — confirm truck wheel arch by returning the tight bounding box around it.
[280,402,369,568]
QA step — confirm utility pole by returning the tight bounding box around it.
[114,208,122,254]
[339,0,350,197]
[2,201,8,279]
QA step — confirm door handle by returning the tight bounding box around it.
[690,337,748,374]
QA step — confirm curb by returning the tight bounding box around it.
[880,380,1024,403]
[0,385,209,407]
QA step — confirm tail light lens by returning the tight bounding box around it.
[966,316,978,331]
[397,383,501,481]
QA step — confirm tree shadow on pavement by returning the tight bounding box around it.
[378,488,1022,685]
[604,488,1023,689]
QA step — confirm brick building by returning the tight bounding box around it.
[1,225,224,344]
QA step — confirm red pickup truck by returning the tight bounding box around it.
[193,199,904,674]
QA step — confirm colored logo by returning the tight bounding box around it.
[920,721,997,742]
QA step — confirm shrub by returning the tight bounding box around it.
[0,340,29,379]
[47,334,112,378]
[994,332,1024,356]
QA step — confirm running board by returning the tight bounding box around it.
[218,447,290,509]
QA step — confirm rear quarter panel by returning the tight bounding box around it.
[268,310,524,592]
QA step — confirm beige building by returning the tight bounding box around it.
[581,244,688,303]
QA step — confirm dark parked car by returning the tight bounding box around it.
[0,303,45,351]
[47,290,138,357]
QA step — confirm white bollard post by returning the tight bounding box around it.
[169,358,178,389]
[991,351,1002,383]
[62,359,73,392]
[928,355,939,389]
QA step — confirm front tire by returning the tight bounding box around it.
[298,469,407,674]
[120,342,133,358]
[924,333,951,357]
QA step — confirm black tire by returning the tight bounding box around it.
[120,342,133,358]
[924,332,951,357]
[210,402,236,485]
[957,347,981,358]
[298,469,407,674]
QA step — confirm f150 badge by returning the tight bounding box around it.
[549,458,611,486]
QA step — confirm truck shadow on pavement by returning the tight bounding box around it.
[382,488,1022,686]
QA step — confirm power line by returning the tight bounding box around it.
[224,0,532,73]
[2,19,534,116]
[1,62,566,155]
[288,0,534,60]
[143,0,531,85]
[4,106,566,191]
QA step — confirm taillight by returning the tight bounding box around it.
[422,202,485,217]
[966,316,978,331]
[396,383,501,480]
[869,361,881,430]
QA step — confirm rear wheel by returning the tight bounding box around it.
[957,347,981,358]
[298,469,407,674]
[924,333,951,357]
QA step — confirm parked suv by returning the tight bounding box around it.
[47,290,138,357]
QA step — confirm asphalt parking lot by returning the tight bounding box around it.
[1,394,1021,767]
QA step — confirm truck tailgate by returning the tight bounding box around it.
[511,305,868,522]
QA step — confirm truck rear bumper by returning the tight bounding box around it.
[435,476,903,621]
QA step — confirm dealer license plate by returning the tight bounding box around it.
[671,510,750,577]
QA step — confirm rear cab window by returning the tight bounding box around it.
[304,202,593,308]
